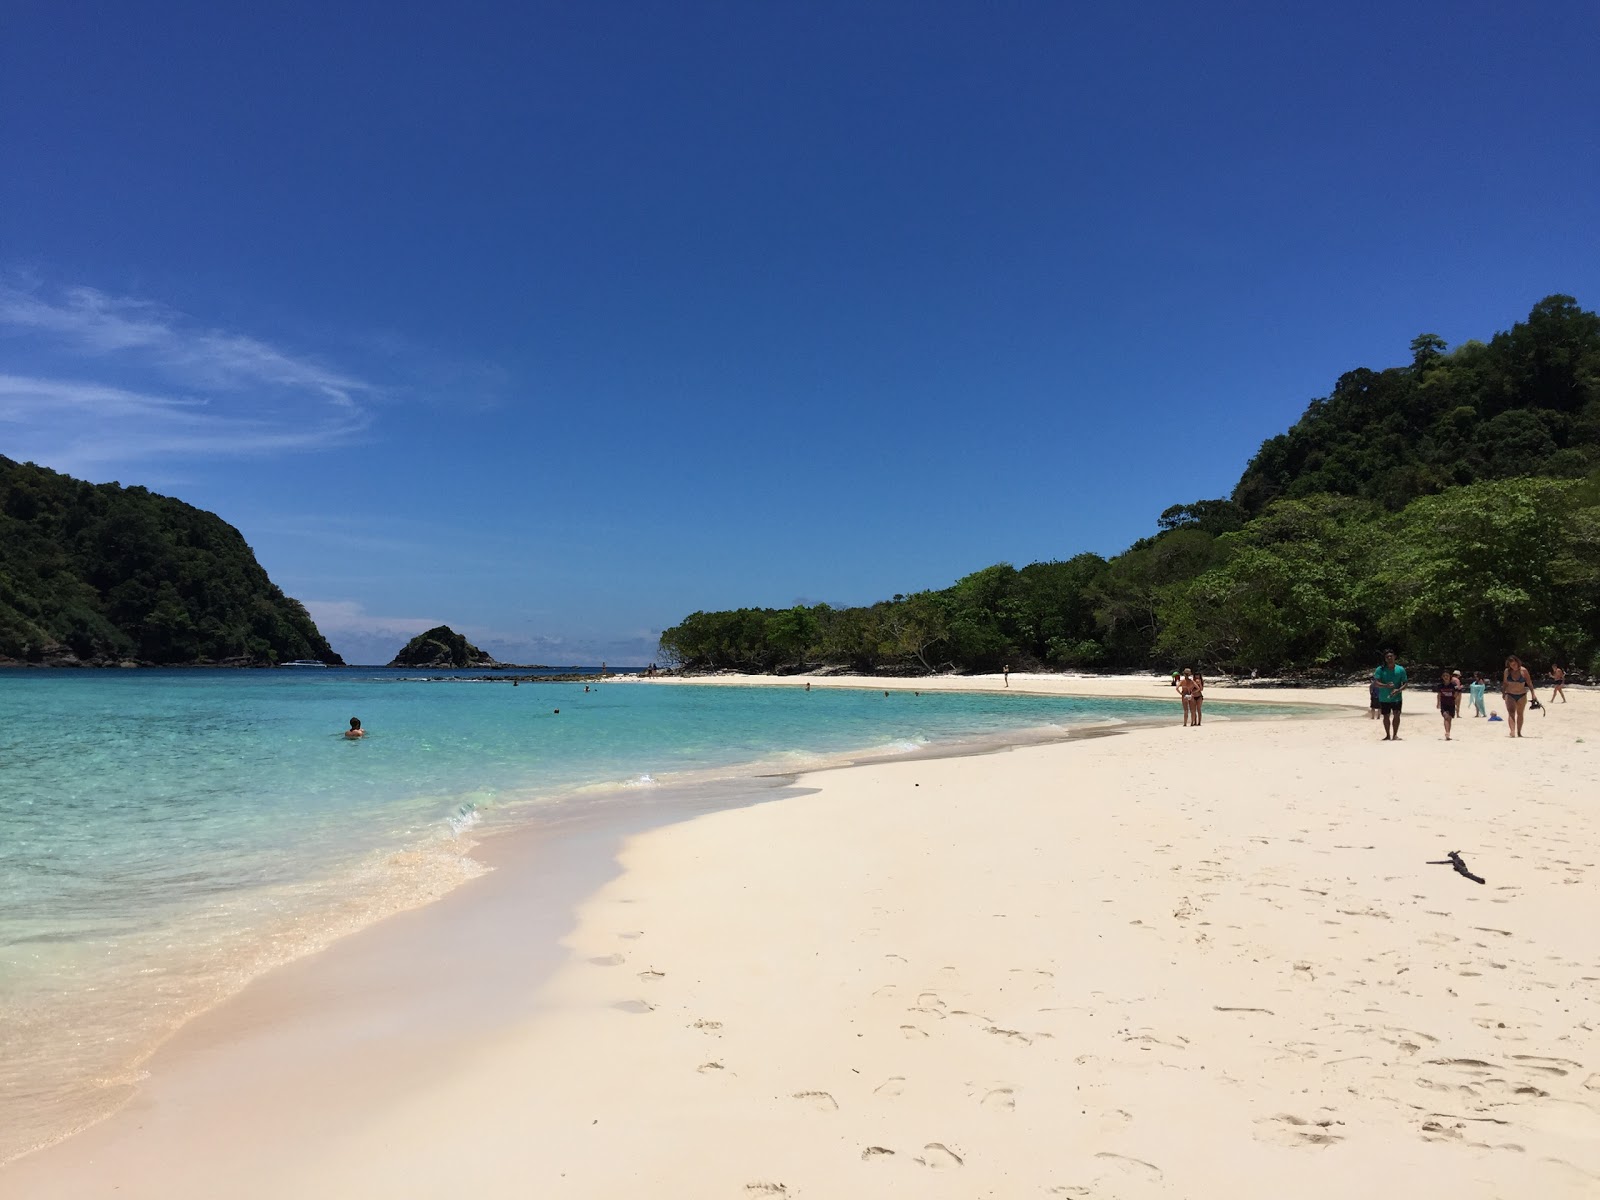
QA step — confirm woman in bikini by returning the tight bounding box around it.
[1501,655,1534,738]
[1188,670,1205,727]
[1437,670,1459,740]
[1550,663,1567,704]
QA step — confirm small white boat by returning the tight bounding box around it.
[282,659,329,668]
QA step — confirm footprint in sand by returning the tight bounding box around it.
[969,1084,1015,1111]
[874,1076,906,1097]
[697,1061,726,1074]
[1093,1152,1162,1177]
[613,999,655,1014]
[691,1018,723,1033]
[744,1184,787,1196]
[1253,1113,1344,1146]
[861,1146,896,1161]
[984,1026,1032,1045]
[900,1024,930,1039]
[1508,1054,1581,1076]
[589,953,626,966]
[913,1142,963,1169]
[792,1090,838,1112]
[637,968,665,981]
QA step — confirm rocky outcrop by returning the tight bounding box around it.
[387,625,497,669]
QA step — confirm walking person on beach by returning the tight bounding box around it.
[1550,663,1567,703]
[1451,670,1464,717]
[1502,655,1535,737]
[1437,671,1459,740]
[1374,650,1406,741]
[1469,672,1488,717]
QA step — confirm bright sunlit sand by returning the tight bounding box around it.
[4,677,1596,1199]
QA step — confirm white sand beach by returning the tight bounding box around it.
[4,676,1597,1198]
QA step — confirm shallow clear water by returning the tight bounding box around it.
[0,668,1286,1160]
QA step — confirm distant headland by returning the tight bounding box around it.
[0,457,342,668]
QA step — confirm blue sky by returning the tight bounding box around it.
[4,1,1597,664]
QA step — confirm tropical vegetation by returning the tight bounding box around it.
[0,457,341,665]
[660,296,1600,676]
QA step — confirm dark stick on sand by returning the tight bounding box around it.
[1427,850,1486,885]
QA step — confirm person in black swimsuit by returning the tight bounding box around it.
[1437,670,1459,741]
[1501,655,1534,738]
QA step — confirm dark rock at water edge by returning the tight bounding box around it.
[387,625,499,669]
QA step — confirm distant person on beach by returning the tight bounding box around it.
[1369,679,1381,720]
[1502,655,1534,737]
[344,717,366,739]
[1451,670,1464,716]
[1178,669,1194,725]
[1550,663,1567,703]
[1003,664,1010,688]
[1470,673,1487,717]
[1189,670,1205,726]
[804,681,811,692]
[1437,671,1459,740]
[1374,651,1406,741]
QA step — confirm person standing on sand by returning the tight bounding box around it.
[1369,678,1381,720]
[1437,670,1459,740]
[1003,664,1009,688]
[1550,663,1567,703]
[1374,650,1406,741]
[1451,670,1464,717]
[1189,670,1205,726]
[1470,672,1488,717]
[1178,668,1194,725]
[1502,655,1535,737]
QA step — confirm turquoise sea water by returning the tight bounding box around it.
[0,668,1290,1161]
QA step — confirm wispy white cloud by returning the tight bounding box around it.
[0,283,375,472]
[301,599,444,639]
[300,598,661,666]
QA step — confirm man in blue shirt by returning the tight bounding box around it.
[1374,650,1407,741]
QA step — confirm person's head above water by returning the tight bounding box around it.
[344,717,366,739]
[349,717,361,730]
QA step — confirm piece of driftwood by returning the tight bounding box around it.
[1427,850,1486,885]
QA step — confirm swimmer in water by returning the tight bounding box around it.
[344,717,366,739]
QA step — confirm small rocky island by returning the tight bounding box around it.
[387,625,498,669]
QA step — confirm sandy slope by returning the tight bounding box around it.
[5,678,1596,1198]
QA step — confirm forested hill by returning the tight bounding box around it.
[1233,295,1600,513]
[0,457,342,666]
[660,296,1600,677]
